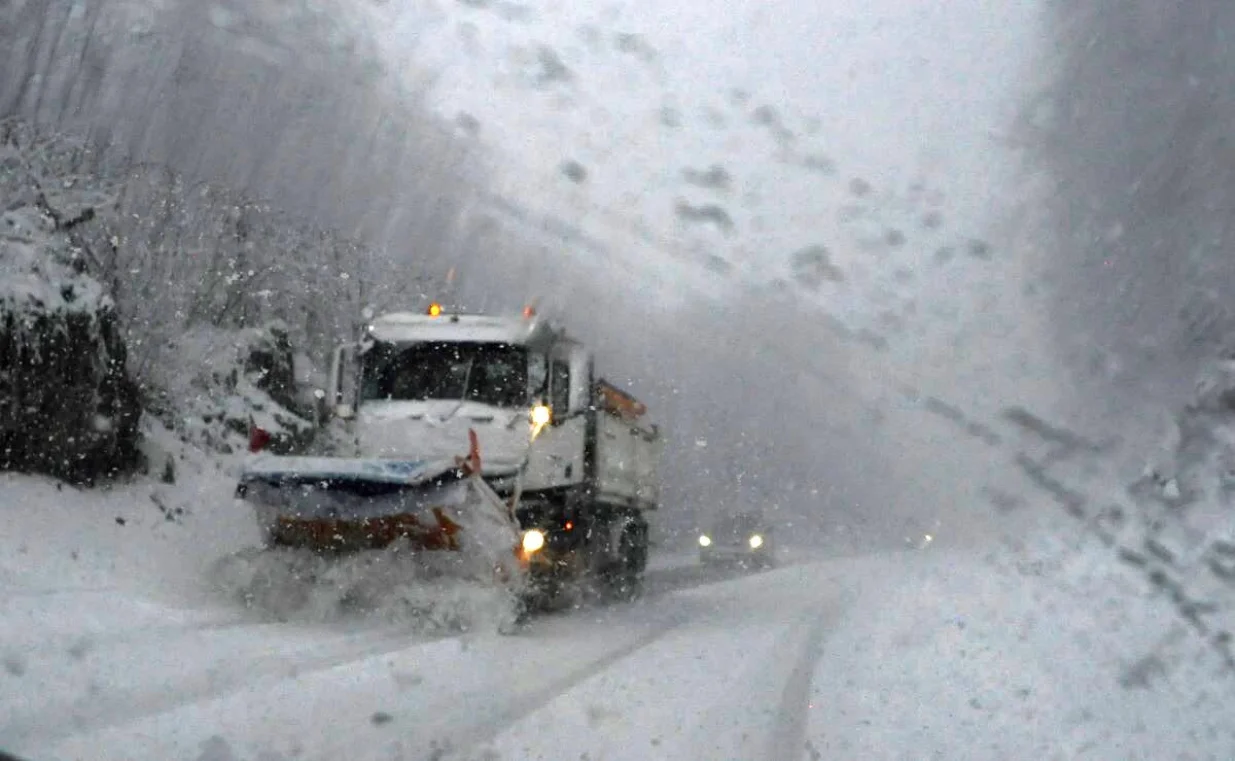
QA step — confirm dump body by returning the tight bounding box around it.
[590,378,662,511]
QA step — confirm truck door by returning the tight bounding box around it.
[523,346,587,490]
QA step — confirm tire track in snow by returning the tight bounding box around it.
[1,585,122,599]
[1,624,441,750]
[7,562,765,753]
[521,558,788,627]
[768,607,835,761]
[10,614,267,659]
[637,552,812,604]
[642,559,775,597]
[439,614,691,760]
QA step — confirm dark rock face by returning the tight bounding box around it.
[0,309,142,483]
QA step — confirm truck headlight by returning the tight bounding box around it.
[748,534,764,549]
[530,404,552,427]
[522,529,546,553]
[698,534,712,547]
[529,404,552,441]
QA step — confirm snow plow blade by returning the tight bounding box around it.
[234,438,527,588]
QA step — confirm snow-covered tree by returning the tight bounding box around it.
[0,123,140,483]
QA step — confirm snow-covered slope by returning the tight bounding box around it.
[0,424,252,606]
[356,0,1044,369]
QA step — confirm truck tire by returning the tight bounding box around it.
[608,523,647,601]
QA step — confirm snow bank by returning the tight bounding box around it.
[0,420,250,583]
[1,417,519,671]
[804,547,1234,760]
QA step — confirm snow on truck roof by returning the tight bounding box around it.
[366,311,557,346]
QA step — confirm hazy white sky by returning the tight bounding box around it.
[618,0,1037,183]
[385,0,1039,219]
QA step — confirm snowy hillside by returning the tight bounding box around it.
[355,0,1045,372]
[1030,2,1235,424]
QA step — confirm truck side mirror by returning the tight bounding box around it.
[329,342,359,412]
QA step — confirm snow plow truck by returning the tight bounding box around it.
[234,303,662,610]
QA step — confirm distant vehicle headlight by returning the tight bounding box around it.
[698,534,712,547]
[522,529,546,553]
[748,534,764,549]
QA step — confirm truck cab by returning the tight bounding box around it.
[328,308,591,487]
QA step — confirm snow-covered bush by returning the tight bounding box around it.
[143,322,316,456]
[0,202,141,484]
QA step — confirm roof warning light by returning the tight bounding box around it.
[427,303,443,317]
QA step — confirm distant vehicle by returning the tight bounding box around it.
[698,512,775,568]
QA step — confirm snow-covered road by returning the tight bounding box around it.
[3,423,1232,761]
[8,535,1227,761]
[2,539,859,761]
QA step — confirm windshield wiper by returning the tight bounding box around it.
[437,354,476,422]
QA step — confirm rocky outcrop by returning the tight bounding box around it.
[0,205,142,483]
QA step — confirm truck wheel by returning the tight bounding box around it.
[499,594,532,635]
[522,573,563,613]
[608,525,646,601]
[606,568,640,602]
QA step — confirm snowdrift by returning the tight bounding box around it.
[0,420,525,645]
[1124,356,1235,660]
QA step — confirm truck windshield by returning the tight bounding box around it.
[360,341,529,407]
